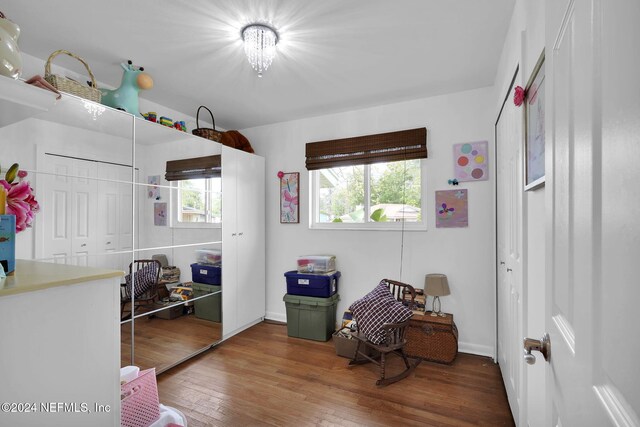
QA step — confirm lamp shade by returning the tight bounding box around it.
[424,274,450,297]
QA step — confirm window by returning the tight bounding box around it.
[311,159,425,229]
[307,127,428,230]
[172,177,221,227]
[165,155,222,228]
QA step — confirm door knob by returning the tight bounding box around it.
[523,333,550,365]
[507,268,512,272]
[500,261,505,265]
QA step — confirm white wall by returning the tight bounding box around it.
[241,87,496,356]
[494,1,546,425]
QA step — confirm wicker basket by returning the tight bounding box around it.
[405,316,458,364]
[192,105,222,142]
[44,50,101,102]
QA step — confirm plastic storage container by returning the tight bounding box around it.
[296,255,336,274]
[283,293,340,341]
[195,248,222,265]
[192,282,222,322]
[284,270,340,297]
[191,263,221,285]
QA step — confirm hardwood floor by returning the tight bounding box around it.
[122,313,222,372]
[156,321,514,426]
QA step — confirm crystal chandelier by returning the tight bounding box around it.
[242,24,279,77]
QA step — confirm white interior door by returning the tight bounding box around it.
[496,68,525,426]
[545,0,640,425]
[41,156,73,263]
[70,159,97,266]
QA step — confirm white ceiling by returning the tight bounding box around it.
[1,0,515,130]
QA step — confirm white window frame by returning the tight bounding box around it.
[309,159,427,231]
[170,178,221,229]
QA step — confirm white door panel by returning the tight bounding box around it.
[496,68,525,425]
[546,0,640,425]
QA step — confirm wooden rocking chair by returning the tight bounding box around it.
[120,259,161,319]
[349,279,422,386]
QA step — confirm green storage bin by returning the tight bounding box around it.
[192,282,222,322]
[283,293,340,341]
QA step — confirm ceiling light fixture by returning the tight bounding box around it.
[241,23,279,77]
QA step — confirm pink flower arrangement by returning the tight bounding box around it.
[513,86,525,106]
[1,163,40,233]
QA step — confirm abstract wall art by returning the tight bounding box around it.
[435,189,468,228]
[453,141,489,182]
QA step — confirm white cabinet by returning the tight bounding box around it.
[221,146,266,339]
[0,261,122,427]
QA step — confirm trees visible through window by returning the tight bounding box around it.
[176,178,221,224]
[313,159,424,227]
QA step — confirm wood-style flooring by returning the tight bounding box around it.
[121,313,221,372]
[157,321,514,426]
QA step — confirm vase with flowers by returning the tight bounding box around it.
[0,163,39,275]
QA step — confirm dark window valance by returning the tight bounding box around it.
[305,127,427,171]
[165,155,221,181]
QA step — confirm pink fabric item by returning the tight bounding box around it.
[24,75,62,99]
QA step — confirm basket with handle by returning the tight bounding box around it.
[121,368,160,427]
[44,50,101,102]
[192,105,222,142]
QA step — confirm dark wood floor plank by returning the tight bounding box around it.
[156,321,514,426]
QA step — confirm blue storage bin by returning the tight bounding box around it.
[191,263,221,285]
[284,270,340,298]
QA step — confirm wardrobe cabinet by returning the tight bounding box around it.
[221,145,266,339]
[0,75,266,376]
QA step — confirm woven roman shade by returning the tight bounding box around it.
[305,127,427,170]
[165,155,221,181]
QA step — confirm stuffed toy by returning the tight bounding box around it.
[220,130,255,153]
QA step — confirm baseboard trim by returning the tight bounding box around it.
[459,342,494,358]
[265,312,495,359]
[265,311,286,323]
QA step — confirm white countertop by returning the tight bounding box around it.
[0,259,124,297]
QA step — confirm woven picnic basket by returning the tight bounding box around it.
[44,50,101,102]
[192,105,222,142]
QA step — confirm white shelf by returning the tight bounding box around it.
[0,75,58,127]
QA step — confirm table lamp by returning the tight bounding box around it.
[424,274,450,317]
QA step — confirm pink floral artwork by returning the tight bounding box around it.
[280,172,299,223]
[453,141,489,182]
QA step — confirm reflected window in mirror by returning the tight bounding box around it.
[173,177,221,227]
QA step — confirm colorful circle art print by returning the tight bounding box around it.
[453,141,489,182]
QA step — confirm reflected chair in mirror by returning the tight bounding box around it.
[120,259,162,319]
[349,279,421,386]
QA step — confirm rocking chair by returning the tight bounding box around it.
[120,259,161,319]
[349,279,422,386]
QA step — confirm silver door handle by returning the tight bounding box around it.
[523,333,550,364]
[507,268,512,272]
[500,261,505,265]
[231,233,237,236]
[238,232,244,236]
[81,243,87,247]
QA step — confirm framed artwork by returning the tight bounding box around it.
[154,202,167,226]
[280,172,299,223]
[454,141,489,182]
[147,175,160,199]
[525,50,545,191]
[435,189,468,228]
